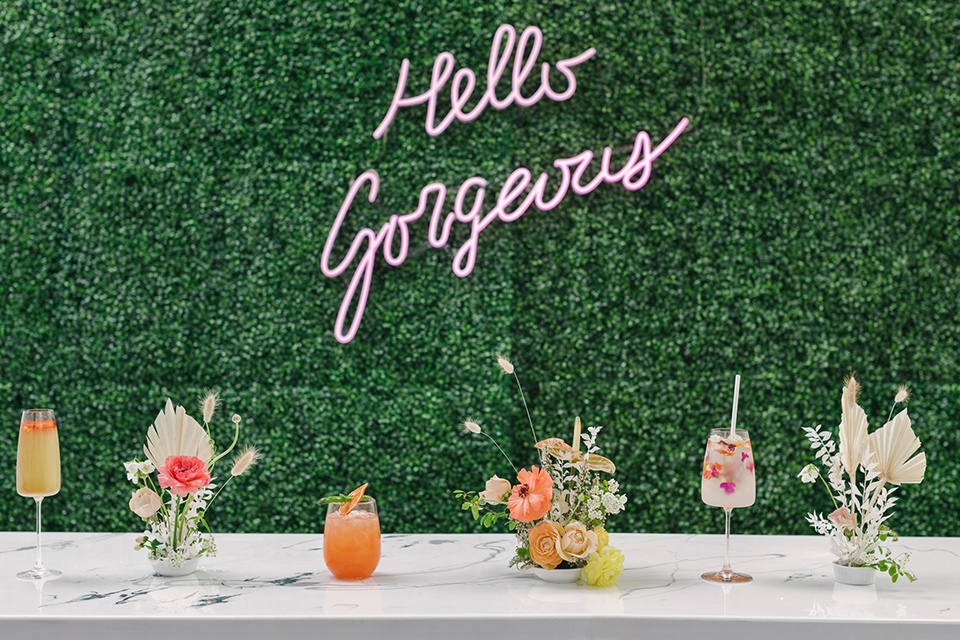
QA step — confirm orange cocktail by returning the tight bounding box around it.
[17,415,61,498]
[16,408,62,581]
[323,499,380,580]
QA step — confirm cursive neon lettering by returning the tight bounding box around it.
[492,168,533,223]
[512,26,544,107]
[373,24,595,138]
[324,118,689,343]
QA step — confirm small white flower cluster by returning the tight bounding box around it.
[586,479,627,521]
[140,517,217,566]
[124,460,156,483]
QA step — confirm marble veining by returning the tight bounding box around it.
[1,532,958,639]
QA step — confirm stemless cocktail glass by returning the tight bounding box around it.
[701,427,755,583]
[16,408,62,581]
[324,498,381,580]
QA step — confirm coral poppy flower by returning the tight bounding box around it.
[507,466,553,522]
[158,455,211,497]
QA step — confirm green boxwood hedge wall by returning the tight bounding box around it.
[2,1,958,537]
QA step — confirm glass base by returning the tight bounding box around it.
[702,570,752,583]
[17,567,61,582]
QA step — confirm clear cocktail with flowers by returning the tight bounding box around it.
[701,427,755,582]
[701,429,755,508]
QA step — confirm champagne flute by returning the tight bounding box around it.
[16,408,62,581]
[701,376,756,583]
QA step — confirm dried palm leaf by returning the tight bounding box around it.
[838,376,868,476]
[534,438,579,461]
[144,399,213,469]
[584,453,616,474]
[867,409,926,485]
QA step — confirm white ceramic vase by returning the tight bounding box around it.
[833,561,876,586]
[532,567,582,583]
[150,556,199,577]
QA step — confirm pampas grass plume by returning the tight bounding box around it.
[231,446,261,477]
[843,374,859,403]
[201,389,220,423]
[462,420,482,434]
[895,385,910,404]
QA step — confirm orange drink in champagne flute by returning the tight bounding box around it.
[17,415,61,498]
[323,484,380,580]
[16,408,62,581]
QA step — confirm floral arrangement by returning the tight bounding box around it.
[798,375,926,582]
[455,355,628,587]
[124,392,260,567]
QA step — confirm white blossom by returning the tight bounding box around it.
[124,460,156,483]
[798,464,819,483]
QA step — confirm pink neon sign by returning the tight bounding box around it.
[322,24,689,343]
[374,24,596,138]
[322,118,689,343]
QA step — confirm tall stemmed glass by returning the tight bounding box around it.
[16,408,62,581]
[701,376,756,583]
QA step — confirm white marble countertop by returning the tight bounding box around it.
[1,532,958,639]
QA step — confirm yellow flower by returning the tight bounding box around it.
[593,525,609,551]
[582,545,624,587]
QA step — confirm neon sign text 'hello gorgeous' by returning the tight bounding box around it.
[323,24,689,343]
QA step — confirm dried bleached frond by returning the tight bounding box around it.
[144,399,213,469]
[838,376,868,477]
[868,409,926,485]
[584,452,616,474]
[535,438,579,461]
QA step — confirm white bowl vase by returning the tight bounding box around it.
[833,561,876,586]
[150,557,199,577]
[532,567,582,583]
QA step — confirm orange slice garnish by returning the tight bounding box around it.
[339,483,369,515]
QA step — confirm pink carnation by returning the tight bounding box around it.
[158,455,211,497]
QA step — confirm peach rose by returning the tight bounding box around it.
[557,521,599,561]
[479,475,511,503]
[129,487,162,518]
[528,521,564,570]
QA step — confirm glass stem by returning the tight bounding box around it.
[721,506,733,580]
[34,497,45,573]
